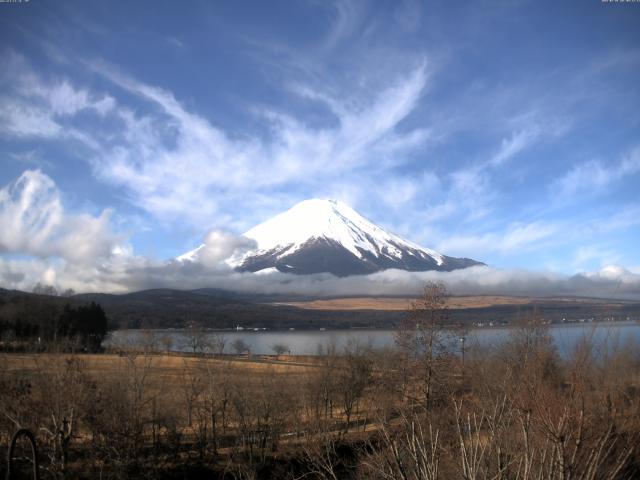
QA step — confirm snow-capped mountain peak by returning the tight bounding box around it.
[244,198,443,265]
[179,198,483,276]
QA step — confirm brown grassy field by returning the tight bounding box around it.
[1,352,314,370]
[275,294,640,312]
[277,295,534,310]
[1,351,317,386]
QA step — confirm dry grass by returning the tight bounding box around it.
[0,351,316,373]
[277,295,534,311]
[0,352,316,404]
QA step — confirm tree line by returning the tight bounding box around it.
[0,294,109,351]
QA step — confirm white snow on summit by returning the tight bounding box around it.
[178,199,444,268]
[242,199,444,265]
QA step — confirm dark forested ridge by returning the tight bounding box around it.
[0,287,109,350]
[1,287,640,333]
[72,289,405,330]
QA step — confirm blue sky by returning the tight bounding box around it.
[1,0,640,295]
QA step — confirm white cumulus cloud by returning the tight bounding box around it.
[0,170,124,264]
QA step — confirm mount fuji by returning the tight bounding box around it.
[179,199,484,276]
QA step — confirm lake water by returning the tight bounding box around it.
[107,322,640,357]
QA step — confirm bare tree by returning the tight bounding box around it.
[207,332,227,356]
[336,339,372,434]
[232,338,250,355]
[31,352,89,476]
[362,412,441,480]
[32,282,58,296]
[180,360,202,427]
[395,281,450,409]
[61,288,76,297]
[310,341,339,425]
[199,358,233,454]
[271,343,288,356]
[139,329,159,353]
[159,334,174,354]
[299,431,343,480]
[183,327,209,355]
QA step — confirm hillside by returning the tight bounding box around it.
[2,287,639,331]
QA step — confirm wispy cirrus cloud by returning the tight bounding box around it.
[0,52,114,140]
[435,221,560,257]
[487,126,552,168]
[573,245,621,271]
[73,57,430,226]
[1,48,431,230]
[429,201,640,270]
[320,0,364,52]
[555,147,640,199]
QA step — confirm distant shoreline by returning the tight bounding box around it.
[113,319,638,334]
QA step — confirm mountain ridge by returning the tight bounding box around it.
[180,199,484,276]
[3,287,638,331]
